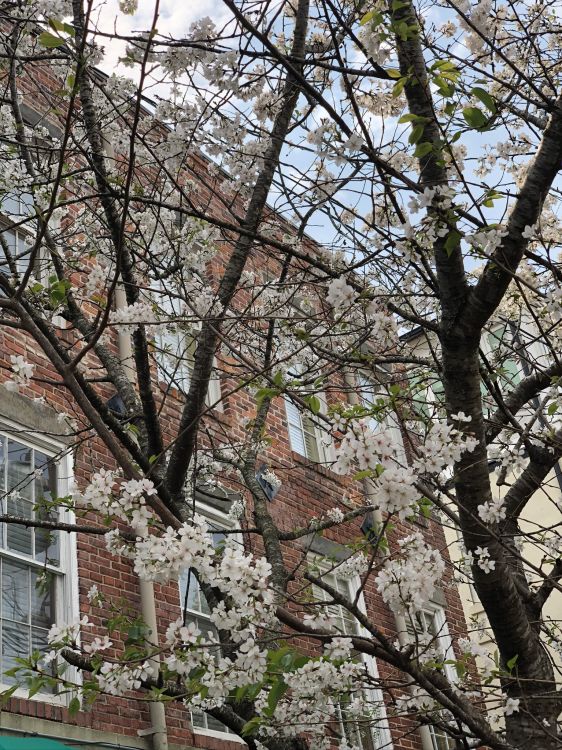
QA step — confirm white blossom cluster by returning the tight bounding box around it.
[475,546,496,574]
[375,532,445,615]
[413,421,479,475]
[109,301,158,332]
[76,471,154,537]
[5,354,34,392]
[477,497,506,525]
[333,419,402,476]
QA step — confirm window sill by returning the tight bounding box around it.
[193,727,247,744]
[290,451,336,478]
[1,684,70,707]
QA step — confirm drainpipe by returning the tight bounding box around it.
[343,371,384,530]
[138,580,169,750]
[115,289,169,750]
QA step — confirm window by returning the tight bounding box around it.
[178,505,238,737]
[284,366,332,463]
[154,320,196,390]
[406,606,457,750]
[357,373,406,464]
[484,327,521,391]
[311,566,393,750]
[0,426,76,696]
[152,285,222,407]
[0,193,36,278]
[284,396,330,462]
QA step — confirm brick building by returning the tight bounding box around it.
[0,33,472,750]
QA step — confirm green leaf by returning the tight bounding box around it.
[462,106,488,130]
[265,679,288,716]
[431,60,459,72]
[360,9,376,25]
[444,229,462,256]
[408,123,425,145]
[394,20,410,41]
[547,402,558,416]
[482,189,502,208]
[386,68,402,79]
[49,18,68,33]
[241,716,263,737]
[413,142,433,158]
[471,86,496,113]
[434,77,455,97]
[506,654,518,671]
[48,277,71,306]
[28,676,45,698]
[69,696,81,715]
[398,113,419,124]
[272,370,285,388]
[353,469,372,481]
[308,395,321,414]
[38,32,65,48]
[0,685,18,706]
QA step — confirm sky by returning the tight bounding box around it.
[96,0,227,78]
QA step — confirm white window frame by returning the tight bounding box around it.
[481,326,521,393]
[284,363,335,466]
[177,500,244,742]
[406,604,457,750]
[0,416,79,705]
[356,372,406,465]
[310,560,394,750]
[0,193,38,280]
[152,286,223,410]
[284,393,334,464]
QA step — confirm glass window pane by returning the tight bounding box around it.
[34,524,59,565]
[0,435,4,489]
[6,494,33,556]
[31,627,55,692]
[206,713,231,733]
[30,569,55,629]
[191,710,207,729]
[1,620,30,685]
[180,572,201,613]
[2,559,29,623]
[34,451,59,564]
[34,451,57,502]
[7,441,33,500]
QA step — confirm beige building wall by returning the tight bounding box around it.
[403,330,562,688]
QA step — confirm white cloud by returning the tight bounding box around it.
[93,0,230,80]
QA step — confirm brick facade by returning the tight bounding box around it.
[0,49,473,750]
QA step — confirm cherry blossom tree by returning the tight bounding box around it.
[0,1,561,749]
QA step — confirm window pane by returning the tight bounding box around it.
[34,451,60,564]
[430,725,456,750]
[191,710,207,729]
[285,398,307,456]
[30,569,55,629]
[34,451,57,501]
[34,524,59,565]
[2,559,29,623]
[0,435,4,490]
[31,627,55,692]
[206,713,231,733]
[6,494,33,556]
[180,572,202,613]
[302,415,320,462]
[1,620,30,685]
[7,441,33,500]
